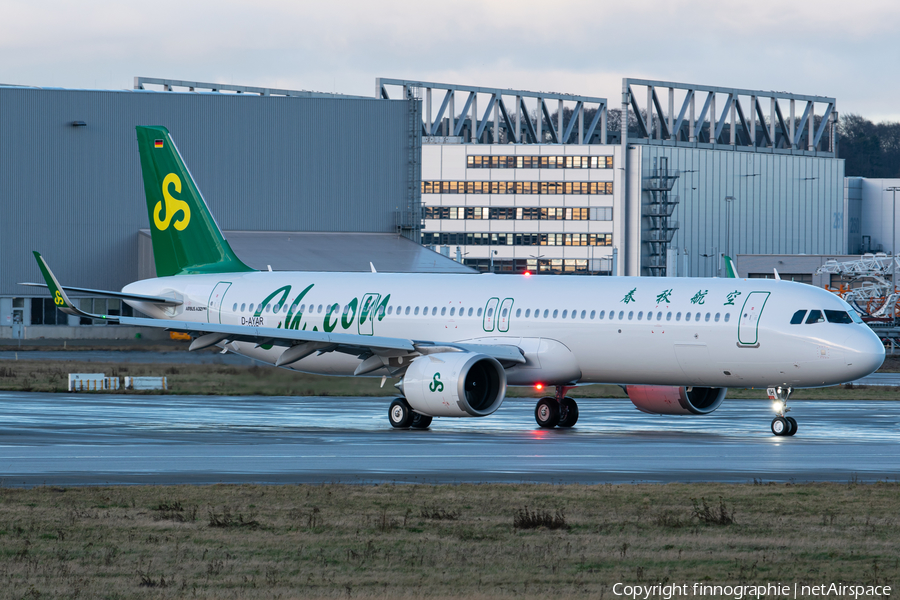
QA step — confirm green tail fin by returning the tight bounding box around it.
[136,126,253,277]
[724,255,738,278]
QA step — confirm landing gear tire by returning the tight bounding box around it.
[785,416,798,436]
[557,397,579,428]
[771,416,788,436]
[389,398,413,429]
[411,413,433,429]
[535,397,560,429]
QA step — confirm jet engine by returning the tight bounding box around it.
[400,352,506,418]
[625,385,726,415]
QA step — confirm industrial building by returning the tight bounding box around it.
[378,78,845,279]
[0,77,464,339]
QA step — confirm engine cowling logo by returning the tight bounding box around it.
[429,373,444,393]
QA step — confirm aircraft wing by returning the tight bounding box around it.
[26,251,525,370]
[18,282,183,307]
[116,316,526,368]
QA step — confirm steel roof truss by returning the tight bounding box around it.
[754,98,773,147]
[650,88,670,140]
[540,99,559,143]
[453,92,476,137]
[672,90,693,142]
[792,101,813,148]
[475,95,497,140]
[430,89,453,136]
[561,101,583,144]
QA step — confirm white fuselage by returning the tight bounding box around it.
[124,272,885,389]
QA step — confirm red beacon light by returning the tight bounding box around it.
[535,383,544,391]
[524,271,532,277]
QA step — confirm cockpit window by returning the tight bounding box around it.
[849,310,864,324]
[805,310,824,324]
[790,310,807,325]
[824,310,854,324]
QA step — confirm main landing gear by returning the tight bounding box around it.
[535,386,579,429]
[388,398,433,430]
[768,386,797,437]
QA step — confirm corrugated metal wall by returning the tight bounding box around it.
[641,147,846,277]
[0,87,413,295]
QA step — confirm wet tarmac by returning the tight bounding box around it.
[1,392,898,486]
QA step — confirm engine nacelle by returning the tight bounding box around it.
[626,385,726,415]
[401,352,506,418]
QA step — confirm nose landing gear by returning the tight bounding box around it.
[768,387,797,436]
[534,386,579,429]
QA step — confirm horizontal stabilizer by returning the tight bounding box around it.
[19,282,182,306]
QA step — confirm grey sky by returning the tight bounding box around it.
[2,0,899,121]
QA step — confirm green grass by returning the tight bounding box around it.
[0,482,897,598]
[0,356,899,399]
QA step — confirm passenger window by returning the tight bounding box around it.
[502,308,508,317]
[724,313,731,322]
[526,309,532,318]
[317,305,323,313]
[825,310,853,324]
[432,307,437,316]
[487,308,493,317]
[266,304,271,313]
[589,310,595,319]
[790,310,807,325]
[553,309,559,318]
[705,312,711,322]
[675,312,681,321]
[441,307,447,316]
[599,310,605,319]
[715,313,720,322]
[449,307,455,316]
[657,312,662,321]
[666,312,672,321]
[562,310,568,318]
[405,306,411,315]
[516,309,521,317]
[543,309,549,318]
[618,311,624,320]
[581,310,587,319]
[477,308,483,317]
[468,308,474,316]
[241,303,246,312]
[387,306,393,315]
[637,311,643,320]
[424,306,429,315]
[806,310,824,324]
[414,307,420,315]
[232,303,237,312]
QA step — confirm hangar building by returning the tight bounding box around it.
[0,77,465,339]
[378,78,844,279]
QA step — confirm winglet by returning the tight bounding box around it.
[31,252,114,321]
[724,255,738,279]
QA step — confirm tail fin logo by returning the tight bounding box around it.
[154,173,191,231]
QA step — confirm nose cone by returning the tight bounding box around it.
[844,327,886,380]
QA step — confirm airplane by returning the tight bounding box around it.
[23,126,885,437]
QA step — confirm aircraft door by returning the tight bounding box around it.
[498,298,514,332]
[738,291,770,346]
[358,293,381,336]
[207,282,232,324]
[482,297,499,332]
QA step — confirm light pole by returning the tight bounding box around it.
[887,187,900,295]
[723,196,735,277]
[489,250,498,273]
